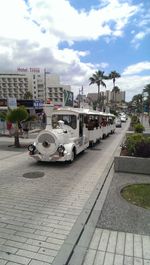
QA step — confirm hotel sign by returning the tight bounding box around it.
[17,67,40,73]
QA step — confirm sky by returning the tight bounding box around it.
[0,0,149,101]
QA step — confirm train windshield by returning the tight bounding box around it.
[52,114,77,129]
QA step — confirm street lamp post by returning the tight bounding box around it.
[141,91,148,125]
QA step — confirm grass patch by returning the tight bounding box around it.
[121,184,150,209]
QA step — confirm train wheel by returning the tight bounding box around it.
[90,141,94,147]
[68,149,76,163]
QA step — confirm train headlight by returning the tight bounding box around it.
[57,145,65,155]
[28,144,36,154]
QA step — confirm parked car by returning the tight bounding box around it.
[115,118,122,127]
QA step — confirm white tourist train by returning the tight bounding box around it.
[28,106,115,162]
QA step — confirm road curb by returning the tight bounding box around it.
[52,139,122,265]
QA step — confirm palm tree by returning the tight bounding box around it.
[89,70,108,110]
[112,86,120,109]
[0,106,29,147]
[109,71,121,89]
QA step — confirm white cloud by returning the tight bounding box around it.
[122,62,150,75]
[0,0,138,76]
[131,6,150,48]
[131,29,150,48]
[0,0,147,103]
[27,0,138,42]
[117,75,150,101]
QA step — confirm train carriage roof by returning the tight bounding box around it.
[52,107,112,116]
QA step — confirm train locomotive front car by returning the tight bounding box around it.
[28,108,89,162]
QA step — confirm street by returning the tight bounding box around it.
[0,122,129,265]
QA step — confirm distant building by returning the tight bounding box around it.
[86,90,126,110]
[110,90,125,103]
[87,93,98,102]
[46,74,71,107]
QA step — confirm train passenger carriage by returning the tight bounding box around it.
[108,113,116,134]
[83,109,102,146]
[28,107,116,162]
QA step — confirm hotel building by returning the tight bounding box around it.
[0,68,71,107]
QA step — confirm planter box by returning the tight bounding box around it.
[126,131,150,137]
[114,156,150,175]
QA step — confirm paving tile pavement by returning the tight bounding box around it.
[0,121,149,265]
[0,125,128,265]
[83,228,150,265]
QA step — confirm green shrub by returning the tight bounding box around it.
[125,134,150,157]
[130,115,140,131]
[134,123,145,133]
[131,115,140,125]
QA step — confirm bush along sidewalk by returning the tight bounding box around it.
[121,133,150,158]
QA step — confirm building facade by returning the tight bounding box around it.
[0,69,72,107]
[0,73,30,100]
[86,90,126,111]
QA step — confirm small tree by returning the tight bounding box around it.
[143,84,150,113]
[134,123,145,133]
[24,91,33,99]
[0,106,29,147]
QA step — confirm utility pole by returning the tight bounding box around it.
[78,86,83,108]
[141,91,148,125]
[44,68,47,103]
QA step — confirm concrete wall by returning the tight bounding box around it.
[114,156,150,175]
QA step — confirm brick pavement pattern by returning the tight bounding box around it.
[0,145,116,265]
[0,121,131,264]
[83,228,150,265]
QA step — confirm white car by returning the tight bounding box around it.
[115,118,122,127]
[120,115,126,122]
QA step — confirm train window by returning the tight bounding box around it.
[52,115,77,129]
[84,115,88,124]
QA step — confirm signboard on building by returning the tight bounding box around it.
[17,100,34,108]
[7,98,17,109]
[34,100,44,109]
[17,67,40,73]
[64,90,74,107]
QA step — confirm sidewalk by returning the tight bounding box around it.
[82,172,150,265]
[83,228,150,265]
[81,124,150,265]
[0,128,42,137]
